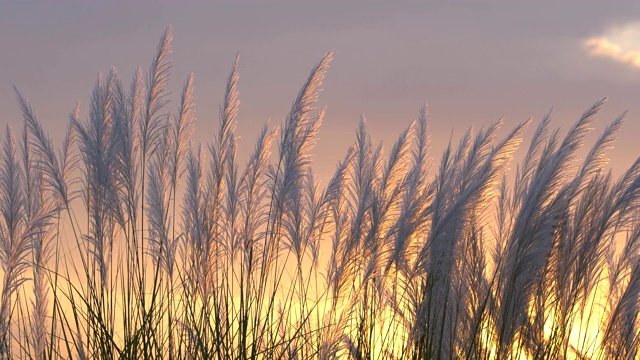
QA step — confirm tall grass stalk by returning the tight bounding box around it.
[3,29,640,359]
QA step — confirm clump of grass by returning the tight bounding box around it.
[2,28,640,359]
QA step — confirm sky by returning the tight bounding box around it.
[2,0,640,180]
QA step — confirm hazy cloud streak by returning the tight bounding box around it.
[585,23,640,68]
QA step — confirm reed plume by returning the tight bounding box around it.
[3,29,640,360]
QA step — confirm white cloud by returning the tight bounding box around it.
[585,23,640,68]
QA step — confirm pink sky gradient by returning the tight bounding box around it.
[2,1,640,180]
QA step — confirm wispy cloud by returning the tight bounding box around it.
[585,23,640,68]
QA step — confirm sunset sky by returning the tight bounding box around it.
[2,0,640,180]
